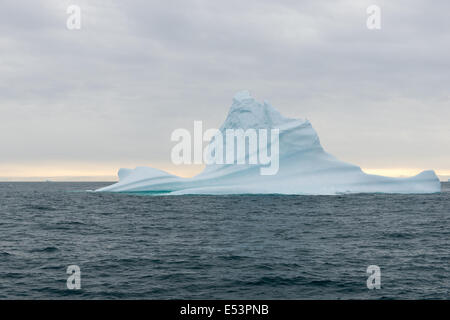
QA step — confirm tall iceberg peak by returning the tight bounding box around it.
[96,91,441,195]
[233,90,253,102]
[227,90,293,129]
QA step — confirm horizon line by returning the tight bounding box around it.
[1,174,449,182]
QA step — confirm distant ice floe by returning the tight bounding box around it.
[96,91,441,195]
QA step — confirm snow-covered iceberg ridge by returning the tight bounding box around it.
[97,91,440,195]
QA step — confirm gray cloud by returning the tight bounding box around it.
[0,0,449,175]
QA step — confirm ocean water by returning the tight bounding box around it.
[0,182,449,299]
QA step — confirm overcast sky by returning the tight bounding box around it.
[0,0,449,180]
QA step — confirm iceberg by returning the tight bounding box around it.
[97,91,441,195]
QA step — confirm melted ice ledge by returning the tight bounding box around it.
[97,91,440,195]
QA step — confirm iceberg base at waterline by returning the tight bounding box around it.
[96,91,441,195]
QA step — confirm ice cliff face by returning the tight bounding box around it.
[96,91,441,194]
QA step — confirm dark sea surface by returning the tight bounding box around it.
[0,182,449,299]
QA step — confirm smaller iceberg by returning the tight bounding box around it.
[97,91,441,195]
